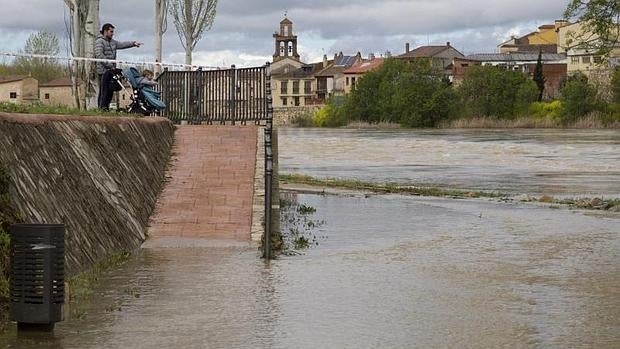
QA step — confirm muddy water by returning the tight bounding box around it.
[279,128,620,197]
[2,127,619,348]
[2,193,618,348]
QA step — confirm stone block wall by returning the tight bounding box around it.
[0,113,174,275]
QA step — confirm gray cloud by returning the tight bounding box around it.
[0,0,569,67]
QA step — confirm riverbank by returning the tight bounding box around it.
[280,174,620,212]
[289,115,620,129]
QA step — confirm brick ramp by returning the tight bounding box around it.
[143,125,258,248]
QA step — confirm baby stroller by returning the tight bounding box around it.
[113,67,166,116]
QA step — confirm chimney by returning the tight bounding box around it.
[323,54,328,68]
[356,51,362,63]
[405,42,410,53]
[446,41,451,47]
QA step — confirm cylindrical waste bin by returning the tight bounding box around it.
[10,224,65,330]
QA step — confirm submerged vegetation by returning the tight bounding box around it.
[280,173,507,199]
[281,173,620,212]
[277,195,326,255]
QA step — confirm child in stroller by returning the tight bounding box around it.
[119,67,166,116]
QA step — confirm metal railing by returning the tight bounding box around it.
[263,63,274,259]
[157,65,268,124]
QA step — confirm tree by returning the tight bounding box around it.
[560,73,599,120]
[333,58,457,127]
[611,67,620,104]
[14,31,66,83]
[533,51,546,101]
[64,0,99,109]
[155,0,169,75]
[169,0,218,66]
[564,0,620,54]
[458,65,538,118]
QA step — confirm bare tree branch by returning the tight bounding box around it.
[169,0,218,65]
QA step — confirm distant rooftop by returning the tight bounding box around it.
[465,53,567,62]
[343,58,385,74]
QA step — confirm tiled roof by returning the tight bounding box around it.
[466,53,567,62]
[40,77,74,87]
[275,63,323,79]
[343,58,385,74]
[501,44,558,54]
[315,55,359,77]
[398,46,450,58]
[0,75,28,84]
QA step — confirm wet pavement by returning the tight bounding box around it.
[279,128,620,197]
[2,192,618,348]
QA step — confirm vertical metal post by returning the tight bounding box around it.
[263,62,273,259]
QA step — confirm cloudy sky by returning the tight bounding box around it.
[0,0,570,67]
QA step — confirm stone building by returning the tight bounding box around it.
[270,17,318,107]
[0,75,39,104]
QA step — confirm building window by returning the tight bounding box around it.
[288,42,293,55]
[122,94,125,100]
[304,80,311,94]
[281,97,287,106]
[292,81,299,94]
[305,97,312,105]
[352,77,356,87]
[280,81,288,94]
[582,56,591,64]
[593,56,602,64]
[571,56,579,64]
[279,42,285,56]
[346,77,350,86]
[294,96,300,106]
[284,25,289,36]
[9,92,17,99]
[44,93,50,100]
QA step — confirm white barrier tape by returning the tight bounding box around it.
[0,51,226,70]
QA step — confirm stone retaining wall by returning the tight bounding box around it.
[0,113,174,275]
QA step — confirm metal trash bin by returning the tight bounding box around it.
[10,224,65,330]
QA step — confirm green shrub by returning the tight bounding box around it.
[0,165,20,305]
[559,74,599,121]
[458,65,539,118]
[322,58,456,127]
[528,100,563,119]
[611,67,620,104]
[313,100,348,127]
[290,110,315,127]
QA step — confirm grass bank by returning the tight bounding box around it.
[0,102,127,117]
[280,173,507,199]
[0,165,21,332]
[439,114,620,129]
[281,173,620,212]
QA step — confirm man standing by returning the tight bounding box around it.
[94,23,142,110]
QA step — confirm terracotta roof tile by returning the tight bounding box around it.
[0,75,28,84]
[343,58,385,74]
[39,77,74,87]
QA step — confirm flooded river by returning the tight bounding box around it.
[279,128,620,197]
[2,128,619,348]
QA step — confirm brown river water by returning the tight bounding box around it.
[1,128,618,348]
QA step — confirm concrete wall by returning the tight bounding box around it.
[0,113,175,276]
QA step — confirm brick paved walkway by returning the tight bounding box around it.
[144,125,258,247]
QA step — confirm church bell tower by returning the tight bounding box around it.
[273,17,300,62]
